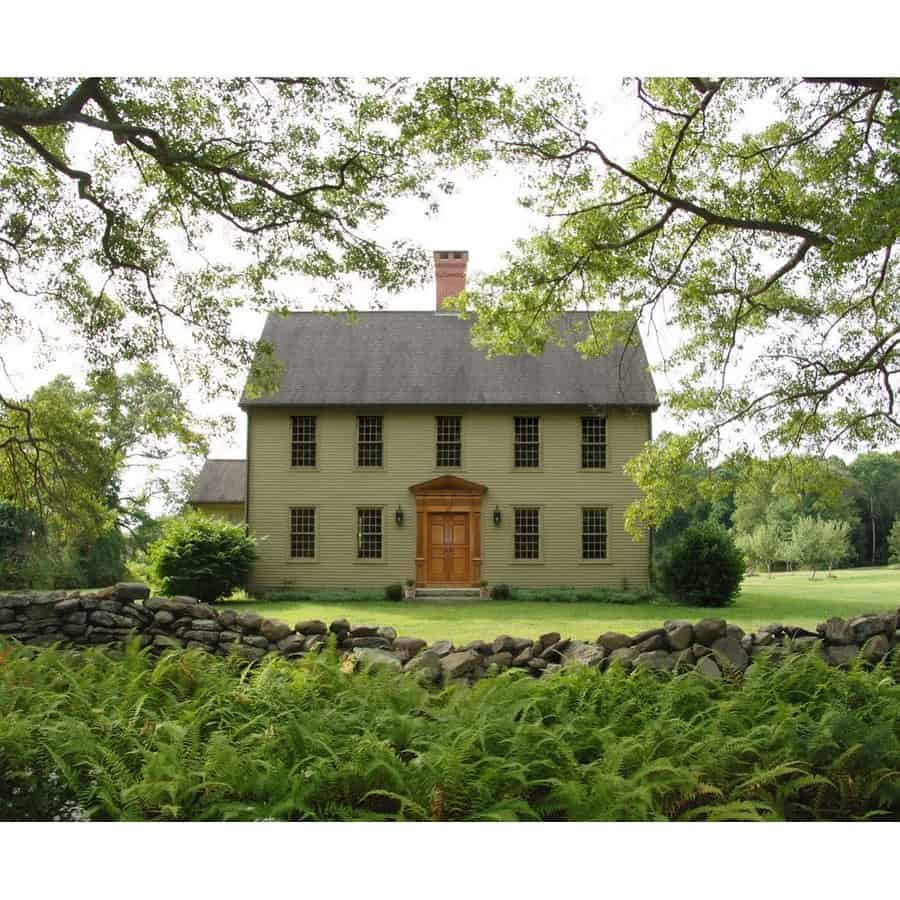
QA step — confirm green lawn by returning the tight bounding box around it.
[241,566,900,644]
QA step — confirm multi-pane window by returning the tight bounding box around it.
[436,416,462,467]
[582,507,608,559]
[290,507,316,558]
[581,416,607,469]
[357,416,383,467]
[356,508,383,559]
[514,416,540,468]
[514,507,540,560]
[291,415,317,467]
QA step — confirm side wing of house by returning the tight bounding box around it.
[189,459,247,524]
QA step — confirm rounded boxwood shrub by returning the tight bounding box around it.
[657,522,745,607]
[490,583,512,600]
[384,582,403,601]
[149,511,257,603]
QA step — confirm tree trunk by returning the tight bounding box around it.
[871,496,876,565]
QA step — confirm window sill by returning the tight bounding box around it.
[511,558,545,565]
[285,558,320,565]
[577,559,613,565]
[352,558,388,566]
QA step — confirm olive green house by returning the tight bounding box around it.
[204,251,658,592]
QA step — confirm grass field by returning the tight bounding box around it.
[241,566,900,644]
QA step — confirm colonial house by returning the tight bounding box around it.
[191,250,659,591]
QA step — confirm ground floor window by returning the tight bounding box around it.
[514,507,540,559]
[356,507,383,559]
[290,507,316,558]
[582,507,608,559]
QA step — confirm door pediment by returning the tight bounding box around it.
[409,475,487,496]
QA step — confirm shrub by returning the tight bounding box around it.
[490,582,511,600]
[148,511,257,603]
[384,583,403,602]
[890,518,900,565]
[658,522,745,607]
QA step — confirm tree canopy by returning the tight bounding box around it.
[451,77,899,532]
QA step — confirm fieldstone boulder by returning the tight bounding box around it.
[711,636,749,672]
[392,637,428,661]
[346,635,392,650]
[183,629,218,645]
[850,613,896,642]
[492,634,517,654]
[633,632,667,653]
[538,632,561,651]
[510,637,534,655]
[295,619,327,635]
[232,644,267,662]
[694,618,727,646]
[598,632,632,652]
[154,610,175,626]
[428,640,454,658]
[54,597,81,614]
[725,624,745,642]
[236,611,263,632]
[377,626,398,642]
[217,608,238,628]
[540,638,571,661]
[441,649,483,679]
[562,642,606,668]
[329,618,351,635]
[511,646,533,667]
[277,634,306,655]
[347,647,403,672]
[259,618,293,642]
[218,630,239,644]
[821,617,854,645]
[303,634,327,652]
[405,650,442,684]
[114,582,150,602]
[696,655,722,680]
[632,627,666,646]
[349,624,379,637]
[242,634,269,649]
[665,622,694,651]
[634,650,676,672]
[608,646,641,668]
[485,651,513,670]
[190,619,219,631]
[861,634,890,664]
[528,656,548,672]
[463,639,493,656]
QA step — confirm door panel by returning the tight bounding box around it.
[425,509,471,585]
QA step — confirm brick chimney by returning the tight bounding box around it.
[434,250,468,311]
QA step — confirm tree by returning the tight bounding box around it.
[736,522,782,575]
[451,78,899,534]
[0,76,528,489]
[848,452,900,564]
[788,516,850,579]
[888,518,900,565]
[820,519,852,576]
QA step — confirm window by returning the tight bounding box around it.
[581,416,607,469]
[582,507,608,559]
[436,416,462,467]
[290,507,316,558]
[514,416,540,468]
[356,508,383,559]
[291,415,317,467]
[357,416,383,467]
[514,507,540,560]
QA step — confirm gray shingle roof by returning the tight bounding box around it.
[189,459,246,504]
[240,311,658,408]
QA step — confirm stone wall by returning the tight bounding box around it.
[1,583,898,684]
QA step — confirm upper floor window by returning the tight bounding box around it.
[514,416,540,468]
[290,507,316,558]
[582,507,608,559]
[291,415,317,467]
[356,507,383,559]
[514,507,540,559]
[436,416,462,467]
[581,415,607,469]
[357,415,383,467]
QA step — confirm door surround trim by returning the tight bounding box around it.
[410,476,486,586]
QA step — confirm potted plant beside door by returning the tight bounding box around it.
[404,578,416,601]
[479,579,489,599]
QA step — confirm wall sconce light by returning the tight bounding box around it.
[492,506,502,526]
[395,506,404,526]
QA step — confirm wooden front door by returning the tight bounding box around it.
[411,475,486,588]
[427,512,470,585]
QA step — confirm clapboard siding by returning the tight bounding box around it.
[191,502,245,524]
[247,406,651,591]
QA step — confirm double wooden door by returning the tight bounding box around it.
[426,511,471,585]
